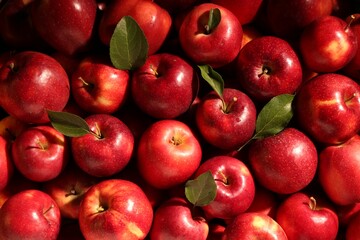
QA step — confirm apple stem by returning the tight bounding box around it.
[223,97,238,113]
[43,204,54,215]
[345,15,356,31]
[345,93,357,104]
[78,77,90,86]
[150,64,159,77]
[65,188,77,197]
[214,171,229,185]
[91,123,103,139]
[309,196,317,210]
[7,62,17,73]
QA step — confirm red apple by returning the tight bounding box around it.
[248,127,318,194]
[276,192,339,240]
[0,51,70,124]
[245,185,278,219]
[299,15,358,73]
[179,3,243,68]
[71,113,134,177]
[71,54,130,114]
[195,88,256,150]
[137,119,202,189]
[343,14,360,81]
[294,73,360,145]
[78,179,153,240]
[319,134,360,205]
[0,189,61,239]
[346,211,360,240]
[0,135,12,191]
[222,212,288,240]
[11,125,69,182]
[337,202,360,226]
[235,35,303,102]
[150,197,209,240]
[0,115,28,142]
[193,155,255,220]
[30,0,98,56]
[131,53,198,119]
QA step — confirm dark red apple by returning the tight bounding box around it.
[346,211,360,240]
[0,135,12,191]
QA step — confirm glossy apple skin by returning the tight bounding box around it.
[71,54,130,114]
[11,125,69,182]
[78,179,153,240]
[0,189,61,240]
[211,0,263,25]
[276,192,339,240]
[30,0,97,56]
[0,51,70,124]
[236,35,303,102]
[131,53,198,119]
[343,14,360,82]
[266,0,333,39]
[179,3,243,68]
[137,119,202,189]
[196,88,256,150]
[300,15,358,73]
[0,115,28,142]
[0,135,12,191]
[245,185,278,219]
[346,211,360,240]
[319,135,360,205]
[223,212,288,240]
[98,0,172,55]
[71,114,134,177]
[193,155,255,220]
[150,197,209,240]
[295,73,360,145]
[248,128,318,195]
[337,202,360,226]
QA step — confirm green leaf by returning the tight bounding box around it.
[47,110,91,137]
[109,15,149,71]
[206,8,221,34]
[198,64,224,99]
[185,171,217,207]
[253,94,295,139]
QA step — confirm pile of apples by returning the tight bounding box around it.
[1,0,360,239]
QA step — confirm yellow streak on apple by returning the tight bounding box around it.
[324,37,349,61]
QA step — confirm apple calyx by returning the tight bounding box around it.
[258,65,271,77]
[204,8,221,35]
[65,188,78,197]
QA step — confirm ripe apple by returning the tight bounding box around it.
[71,113,134,177]
[336,202,360,226]
[0,115,28,141]
[98,0,172,55]
[71,54,130,114]
[78,179,153,240]
[294,73,360,145]
[245,185,278,219]
[248,127,318,194]
[222,212,288,239]
[193,155,255,220]
[131,53,198,119]
[178,3,243,68]
[343,14,360,81]
[137,119,202,189]
[0,189,61,240]
[235,35,303,102]
[276,192,339,240]
[346,211,360,240]
[319,134,360,205]
[0,135,12,191]
[0,51,70,124]
[299,15,358,73]
[11,125,69,182]
[195,88,257,150]
[30,0,98,56]
[149,197,209,240]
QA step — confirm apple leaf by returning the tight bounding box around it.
[206,8,221,34]
[198,64,224,99]
[253,94,295,139]
[109,15,149,71]
[47,110,91,137]
[185,171,217,207]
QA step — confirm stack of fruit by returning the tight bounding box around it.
[0,0,360,239]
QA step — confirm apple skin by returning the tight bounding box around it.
[0,51,70,124]
[78,179,153,240]
[343,14,360,82]
[346,211,360,240]
[71,54,130,114]
[11,125,69,182]
[150,197,209,240]
[299,15,358,73]
[98,0,172,55]
[336,202,360,226]
[294,73,360,145]
[248,127,318,195]
[0,135,13,191]
[179,3,243,68]
[275,192,339,240]
[71,113,134,177]
[193,155,255,220]
[195,88,257,150]
[0,115,28,141]
[245,185,278,219]
[131,53,198,119]
[235,35,303,102]
[222,212,288,240]
[30,0,97,56]
[137,119,202,189]
[0,189,61,240]
[319,134,360,205]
